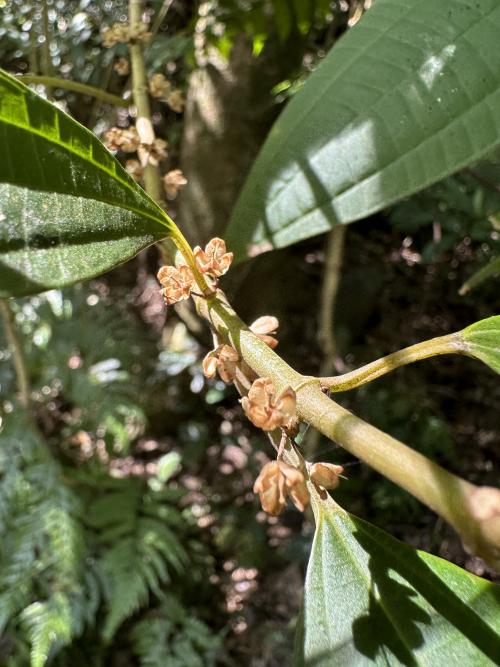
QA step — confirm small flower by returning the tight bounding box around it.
[157,265,194,305]
[253,460,310,515]
[310,462,344,490]
[125,159,143,181]
[137,137,168,167]
[166,89,185,113]
[193,238,233,279]
[149,73,171,99]
[249,316,279,349]
[202,344,239,383]
[163,169,188,199]
[105,126,140,153]
[241,378,296,431]
[113,57,130,75]
[102,23,130,48]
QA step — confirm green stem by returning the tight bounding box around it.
[129,0,163,204]
[40,0,53,97]
[0,300,30,410]
[196,291,499,567]
[20,75,129,107]
[320,332,465,391]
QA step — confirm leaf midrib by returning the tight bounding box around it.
[264,3,500,225]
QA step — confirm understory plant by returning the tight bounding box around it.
[1,0,500,665]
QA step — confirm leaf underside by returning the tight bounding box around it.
[227,0,500,260]
[296,500,500,666]
[0,71,170,296]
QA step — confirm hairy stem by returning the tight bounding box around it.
[320,333,466,391]
[20,75,129,107]
[196,290,500,567]
[0,300,30,410]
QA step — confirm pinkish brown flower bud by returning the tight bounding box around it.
[114,57,130,75]
[241,378,296,431]
[104,126,140,153]
[193,238,233,279]
[163,169,188,199]
[253,460,309,515]
[137,137,168,167]
[167,89,185,112]
[310,462,344,490]
[250,316,279,349]
[125,159,143,181]
[149,72,172,99]
[157,265,194,305]
[202,344,239,383]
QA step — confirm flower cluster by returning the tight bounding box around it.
[137,137,168,168]
[203,345,239,383]
[105,126,140,153]
[240,378,296,431]
[157,238,233,306]
[157,265,194,305]
[253,461,309,515]
[163,169,188,199]
[166,89,185,113]
[102,22,151,47]
[149,73,171,99]
[193,238,233,279]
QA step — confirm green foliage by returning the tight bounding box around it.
[0,290,220,666]
[296,498,500,666]
[131,595,221,667]
[227,0,500,258]
[0,70,172,297]
[461,316,500,375]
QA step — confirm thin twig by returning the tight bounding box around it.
[40,0,53,97]
[0,300,30,410]
[20,75,129,107]
[305,226,346,457]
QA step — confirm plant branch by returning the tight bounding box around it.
[40,0,54,97]
[305,226,346,457]
[320,332,466,391]
[318,226,346,376]
[19,75,129,107]
[129,0,163,204]
[150,0,175,40]
[0,300,30,410]
[195,290,500,567]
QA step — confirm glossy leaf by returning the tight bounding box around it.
[0,70,172,297]
[296,498,500,666]
[227,0,500,259]
[461,316,500,374]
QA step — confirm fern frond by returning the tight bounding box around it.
[21,594,72,667]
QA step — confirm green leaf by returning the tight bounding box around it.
[459,256,500,295]
[0,70,173,297]
[461,315,500,374]
[227,0,500,259]
[296,499,500,666]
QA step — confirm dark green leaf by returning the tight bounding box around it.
[461,316,500,374]
[0,70,172,297]
[296,499,500,666]
[227,0,500,259]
